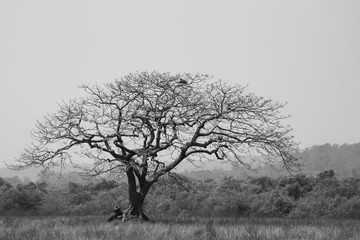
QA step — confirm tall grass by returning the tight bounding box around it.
[0,216,359,240]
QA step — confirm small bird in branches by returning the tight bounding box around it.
[179,79,187,84]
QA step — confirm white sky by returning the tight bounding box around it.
[1,0,360,168]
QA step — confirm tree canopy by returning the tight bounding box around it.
[13,72,298,181]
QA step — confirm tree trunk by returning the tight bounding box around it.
[107,166,153,222]
[123,166,152,221]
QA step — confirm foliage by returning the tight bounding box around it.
[0,180,45,214]
[2,169,360,219]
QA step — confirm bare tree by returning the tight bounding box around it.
[11,72,298,221]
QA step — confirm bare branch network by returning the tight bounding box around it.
[13,72,299,182]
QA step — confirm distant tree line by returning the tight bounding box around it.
[1,169,360,219]
[183,143,360,180]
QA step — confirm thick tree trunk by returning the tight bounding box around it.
[122,195,149,221]
[123,166,152,221]
[108,166,153,222]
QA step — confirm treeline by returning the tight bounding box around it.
[183,143,360,180]
[1,169,360,219]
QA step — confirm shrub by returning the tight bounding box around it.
[331,196,360,219]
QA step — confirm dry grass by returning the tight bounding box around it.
[0,216,359,240]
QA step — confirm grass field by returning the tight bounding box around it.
[0,216,359,240]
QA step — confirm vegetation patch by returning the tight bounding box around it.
[1,216,360,240]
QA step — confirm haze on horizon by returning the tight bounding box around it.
[1,0,359,168]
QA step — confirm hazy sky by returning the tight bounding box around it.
[1,0,359,168]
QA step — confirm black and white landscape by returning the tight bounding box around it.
[1,1,360,239]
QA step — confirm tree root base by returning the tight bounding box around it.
[107,205,150,222]
[107,215,150,223]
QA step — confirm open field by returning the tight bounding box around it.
[0,216,360,240]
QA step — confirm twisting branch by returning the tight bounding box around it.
[12,71,298,185]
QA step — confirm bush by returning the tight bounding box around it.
[253,190,294,217]
[331,196,360,219]
[289,193,345,218]
[0,183,44,214]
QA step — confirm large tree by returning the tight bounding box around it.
[12,72,298,221]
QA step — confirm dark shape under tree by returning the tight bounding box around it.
[11,71,299,221]
[107,205,123,222]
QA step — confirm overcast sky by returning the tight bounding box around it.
[1,0,359,168]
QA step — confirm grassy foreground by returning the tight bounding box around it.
[0,216,359,240]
